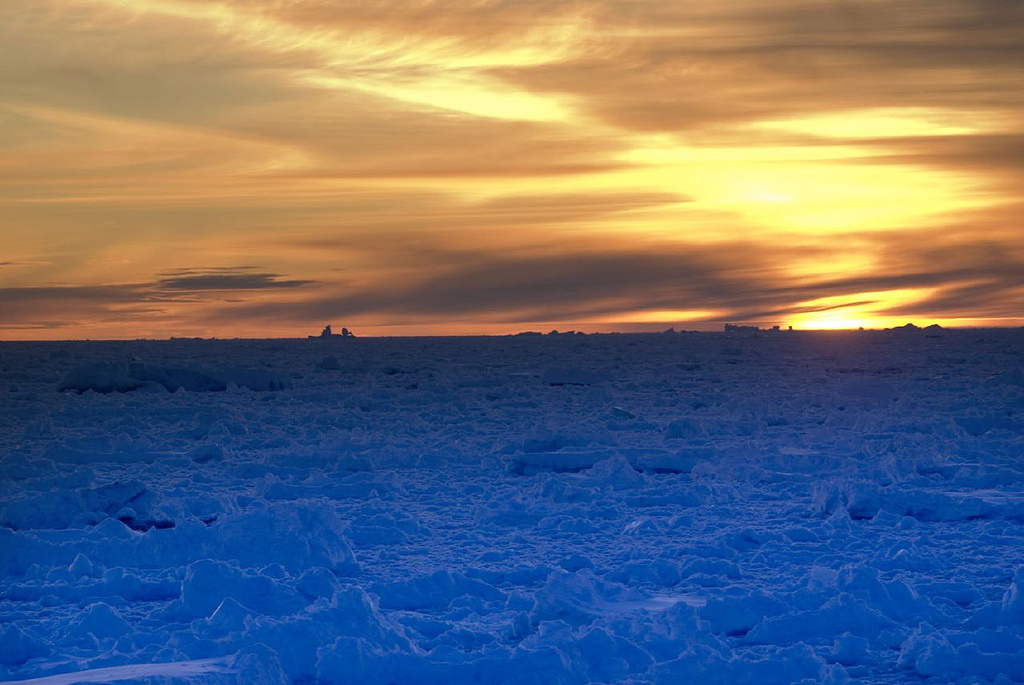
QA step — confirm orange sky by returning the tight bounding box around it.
[2,0,1022,338]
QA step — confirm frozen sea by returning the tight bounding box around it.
[1,329,1023,684]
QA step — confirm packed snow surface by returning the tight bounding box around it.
[1,330,1023,683]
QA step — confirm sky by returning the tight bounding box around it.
[1,0,1023,339]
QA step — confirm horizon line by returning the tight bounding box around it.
[4,322,1023,344]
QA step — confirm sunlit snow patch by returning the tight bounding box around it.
[0,657,234,684]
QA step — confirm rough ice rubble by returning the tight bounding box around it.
[1,330,1024,683]
[57,361,292,394]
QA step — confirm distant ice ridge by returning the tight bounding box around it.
[57,361,292,393]
[308,324,355,339]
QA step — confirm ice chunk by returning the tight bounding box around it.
[582,454,646,489]
[65,602,132,642]
[745,594,898,645]
[372,570,504,611]
[56,361,139,394]
[217,368,293,392]
[210,503,359,574]
[174,558,305,619]
[57,361,291,393]
[0,624,50,666]
[188,444,224,464]
[506,449,616,475]
[542,367,602,386]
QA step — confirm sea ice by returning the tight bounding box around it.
[2,329,1023,683]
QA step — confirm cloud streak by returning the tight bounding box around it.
[3,225,1021,336]
[210,230,1024,329]
[0,267,316,333]
[155,268,314,291]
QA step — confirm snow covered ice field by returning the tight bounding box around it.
[2,329,1023,684]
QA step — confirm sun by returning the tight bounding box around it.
[787,288,938,330]
[793,313,870,330]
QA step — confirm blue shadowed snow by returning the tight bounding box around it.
[1,329,1023,683]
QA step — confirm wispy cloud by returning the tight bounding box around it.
[202,228,1024,328]
[156,267,314,291]
[0,267,316,333]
